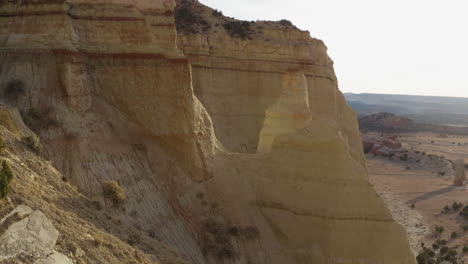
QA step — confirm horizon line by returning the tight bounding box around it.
[343,92,468,100]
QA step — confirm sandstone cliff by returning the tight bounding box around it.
[0,0,415,263]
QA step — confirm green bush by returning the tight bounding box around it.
[0,160,14,199]
[463,246,468,254]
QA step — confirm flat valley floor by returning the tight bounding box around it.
[367,132,468,258]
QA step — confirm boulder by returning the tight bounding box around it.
[35,251,74,264]
[0,205,73,264]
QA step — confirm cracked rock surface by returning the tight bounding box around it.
[0,205,73,264]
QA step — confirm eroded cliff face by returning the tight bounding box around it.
[176,1,416,263]
[0,0,414,263]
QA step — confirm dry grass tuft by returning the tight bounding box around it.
[103,181,126,206]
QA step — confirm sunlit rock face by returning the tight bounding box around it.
[176,1,415,263]
[0,0,415,263]
[257,71,312,153]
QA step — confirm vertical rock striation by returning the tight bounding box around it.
[0,0,415,263]
[176,1,416,263]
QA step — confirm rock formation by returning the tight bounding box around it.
[359,112,416,132]
[257,71,312,153]
[362,135,403,156]
[0,0,415,263]
[454,158,465,186]
[0,205,73,264]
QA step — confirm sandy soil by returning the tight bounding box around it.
[399,132,468,163]
[367,132,468,258]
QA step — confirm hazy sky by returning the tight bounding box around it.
[199,0,468,98]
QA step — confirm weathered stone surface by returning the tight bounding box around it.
[0,105,36,139]
[35,251,74,264]
[454,158,465,186]
[0,206,72,263]
[257,71,312,153]
[0,0,415,264]
[177,1,415,263]
[362,135,403,156]
[359,112,415,132]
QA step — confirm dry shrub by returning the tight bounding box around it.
[3,79,25,101]
[0,160,14,199]
[212,9,223,17]
[94,233,104,247]
[103,181,126,206]
[223,21,253,40]
[174,6,210,34]
[0,137,5,154]
[202,219,261,259]
[21,136,41,153]
[202,219,235,260]
[278,19,293,26]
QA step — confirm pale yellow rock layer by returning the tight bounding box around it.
[0,0,415,263]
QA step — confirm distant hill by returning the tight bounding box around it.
[345,93,468,126]
[357,112,468,135]
[358,112,415,132]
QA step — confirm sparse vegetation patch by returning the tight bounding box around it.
[0,160,14,199]
[223,21,254,40]
[202,219,261,260]
[103,181,126,206]
[0,137,5,154]
[278,19,293,27]
[21,136,41,153]
[174,6,210,34]
[459,205,468,220]
[26,108,59,130]
[212,9,223,17]
[4,79,25,101]
[416,245,460,264]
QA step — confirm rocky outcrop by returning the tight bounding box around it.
[0,0,415,263]
[359,112,468,137]
[0,205,72,264]
[359,112,416,132]
[176,1,415,263]
[257,71,312,153]
[362,135,403,156]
